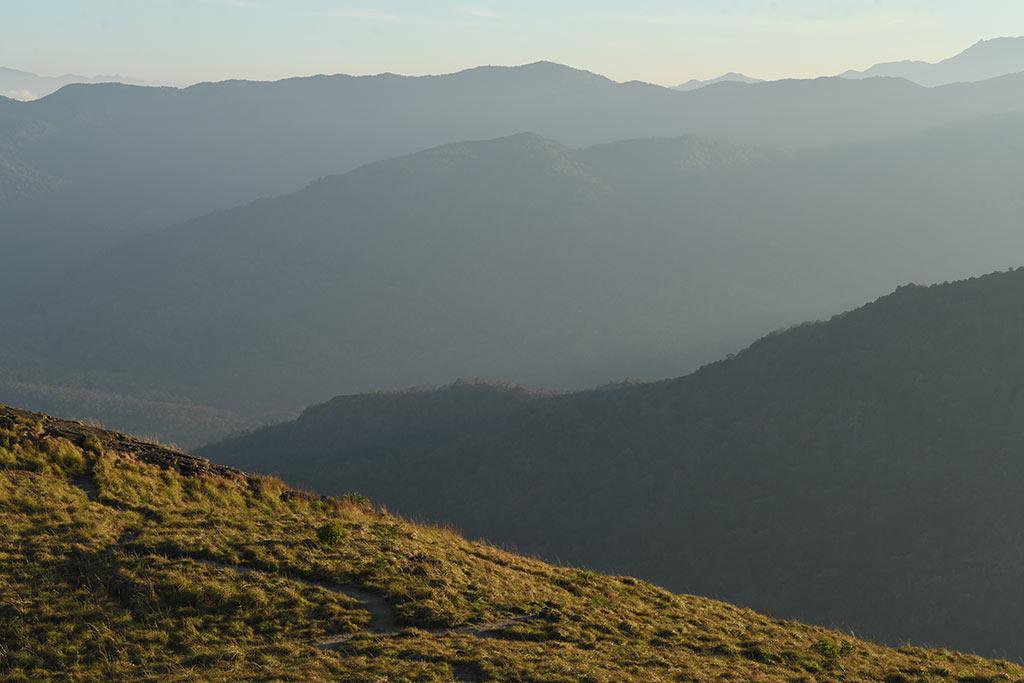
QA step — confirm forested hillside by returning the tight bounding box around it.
[0,152,60,201]
[207,267,1024,658]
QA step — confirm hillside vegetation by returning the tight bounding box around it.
[3,404,1023,681]
[207,268,1024,659]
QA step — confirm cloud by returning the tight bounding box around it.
[0,89,40,101]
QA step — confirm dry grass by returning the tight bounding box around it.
[1,405,1022,681]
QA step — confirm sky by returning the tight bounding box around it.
[3,0,1023,86]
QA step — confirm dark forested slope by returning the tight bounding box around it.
[207,268,1024,658]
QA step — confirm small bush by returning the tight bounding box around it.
[812,638,855,669]
[811,638,854,659]
[316,521,347,546]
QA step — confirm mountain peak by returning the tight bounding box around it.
[446,60,613,85]
[842,36,1024,86]
[963,35,1024,49]
[675,72,763,90]
[944,36,1024,67]
[0,66,150,100]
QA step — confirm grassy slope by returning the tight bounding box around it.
[2,404,1022,682]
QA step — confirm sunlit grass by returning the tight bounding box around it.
[2,405,1022,681]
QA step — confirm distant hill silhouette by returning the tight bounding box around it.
[5,61,1024,294]
[843,36,1024,86]
[206,267,1024,658]
[674,72,763,90]
[0,371,250,447]
[8,114,1024,435]
[0,65,148,101]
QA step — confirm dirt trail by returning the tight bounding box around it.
[71,473,406,640]
[188,557,534,647]
[63,452,512,680]
[190,557,399,635]
[105,535,490,680]
[71,475,100,501]
[182,554,529,682]
[115,542,537,648]
[316,614,534,649]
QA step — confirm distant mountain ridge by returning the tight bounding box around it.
[0,65,149,101]
[6,60,1024,298]
[206,266,1024,659]
[842,36,1024,86]
[8,113,1024,438]
[6,61,1024,443]
[674,72,763,90]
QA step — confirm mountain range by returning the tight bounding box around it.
[0,65,149,101]
[6,36,1021,103]
[205,266,1024,659]
[8,34,1024,676]
[6,60,1024,300]
[673,72,763,90]
[6,108,1024,444]
[842,36,1024,86]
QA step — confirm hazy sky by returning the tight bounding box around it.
[3,1,1023,86]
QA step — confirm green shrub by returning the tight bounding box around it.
[812,638,855,669]
[316,521,347,546]
[811,638,854,658]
